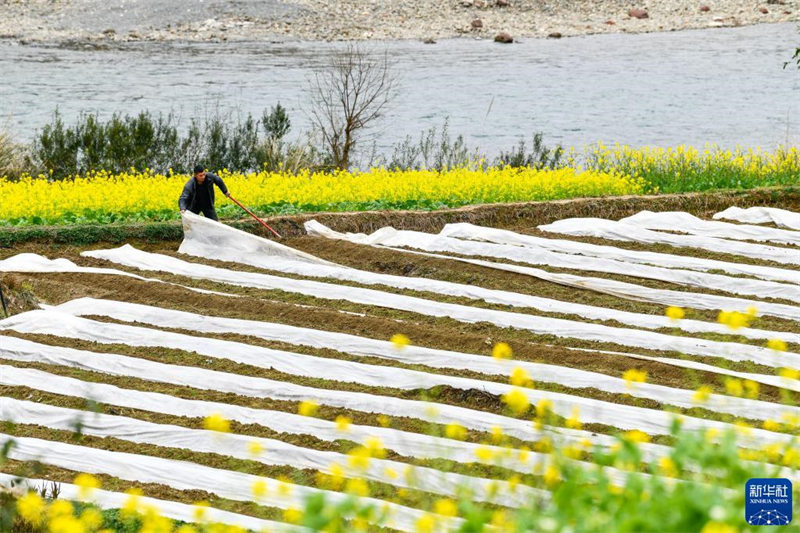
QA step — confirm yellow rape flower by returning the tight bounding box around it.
[445,423,467,440]
[665,306,685,321]
[74,473,100,499]
[298,401,319,417]
[335,415,352,432]
[768,338,788,352]
[492,342,513,360]
[693,385,713,404]
[623,369,647,388]
[433,499,458,517]
[16,492,45,526]
[510,366,533,387]
[246,440,264,457]
[203,412,230,433]
[622,430,651,443]
[251,479,268,499]
[502,388,530,415]
[391,334,410,350]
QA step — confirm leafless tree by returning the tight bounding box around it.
[309,45,397,170]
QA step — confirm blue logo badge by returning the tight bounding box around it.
[746,478,792,526]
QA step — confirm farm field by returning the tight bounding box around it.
[1,190,800,532]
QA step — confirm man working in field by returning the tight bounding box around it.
[179,165,230,221]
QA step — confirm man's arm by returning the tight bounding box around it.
[178,180,193,212]
[210,173,230,197]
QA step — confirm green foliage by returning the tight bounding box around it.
[495,133,565,170]
[29,107,308,180]
[384,120,480,171]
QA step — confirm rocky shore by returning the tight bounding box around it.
[0,0,797,44]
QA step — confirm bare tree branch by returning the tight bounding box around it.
[309,45,397,170]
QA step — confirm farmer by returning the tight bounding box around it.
[179,165,230,221]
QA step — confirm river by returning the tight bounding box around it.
[1,22,798,159]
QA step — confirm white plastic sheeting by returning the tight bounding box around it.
[307,221,800,312]
[181,211,333,265]
[0,434,448,532]
[3,334,795,470]
[0,335,584,444]
[0,253,227,297]
[51,298,800,422]
[1,397,540,507]
[1,321,796,449]
[76,246,800,369]
[714,206,800,231]
[538,218,800,265]
[563,345,800,394]
[438,222,800,286]
[181,217,800,337]
[621,211,800,246]
[0,474,306,532]
[0,364,548,475]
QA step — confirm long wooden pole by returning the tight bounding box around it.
[226,194,282,239]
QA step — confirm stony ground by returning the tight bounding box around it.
[0,0,797,44]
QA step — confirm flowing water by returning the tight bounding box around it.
[2,22,799,158]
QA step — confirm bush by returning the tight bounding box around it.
[384,120,482,171]
[494,133,565,170]
[0,125,30,180]
[28,104,310,180]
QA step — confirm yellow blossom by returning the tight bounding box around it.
[693,385,712,404]
[565,407,582,429]
[48,500,75,520]
[283,508,303,525]
[335,415,352,432]
[246,440,264,457]
[391,334,410,350]
[48,515,86,533]
[502,388,530,415]
[433,499,458,517]
[768,338,788,352]
[74,473,100,499]
[779,367,800,380]
[345,478,370,497]
[203,412,231,433]
[415,514,436,533]
[622,430,651,443]
[445,423,467,440]
[251,479,268,499]
[492,342,513,360]
[377,414,392,427]
[544,465,561,487]
[79,508,103,530]
[16,492,45,526]
[743,379,759,399]
[298,401,319,417]
[724,378,744,397]
[665,306,685,321]
[658,456,678,477]
[475,446,495,462]
[510,366,533,387]
[193,501,210,522]
[622,369,647,388]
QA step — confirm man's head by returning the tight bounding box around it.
[193,165,206,183]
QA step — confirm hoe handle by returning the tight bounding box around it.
[227,194,282,239]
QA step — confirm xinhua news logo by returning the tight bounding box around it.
[745,478,792,526]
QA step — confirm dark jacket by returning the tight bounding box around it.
[178,172,229,211]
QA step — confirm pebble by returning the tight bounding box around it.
[0,0,797,43]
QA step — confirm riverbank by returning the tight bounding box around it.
[0,0,797,44]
